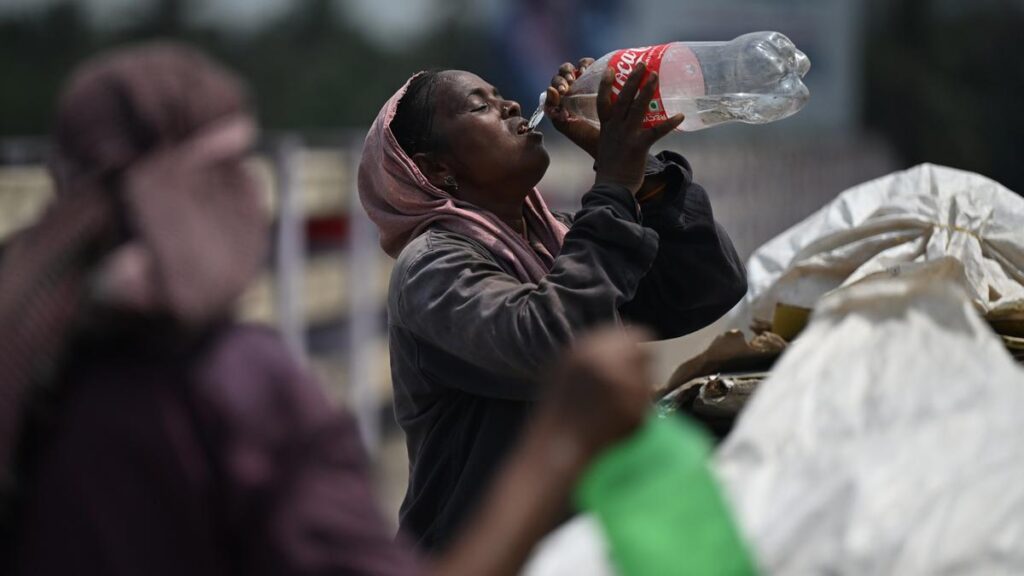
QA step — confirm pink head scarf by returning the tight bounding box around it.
[358,72,568,283]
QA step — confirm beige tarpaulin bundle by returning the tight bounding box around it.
[740,163,1024,338]
[715,261,1024,575]
[524,165,1024,575]
[713,165,1024,573]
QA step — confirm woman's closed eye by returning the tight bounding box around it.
[471,95,504,113]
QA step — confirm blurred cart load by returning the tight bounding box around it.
[522,164,1024,575]
[660,163,1024,436]
[718,258,1024,575]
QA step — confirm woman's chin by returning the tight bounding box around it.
[525,149,551,187]
[531,135,549,159]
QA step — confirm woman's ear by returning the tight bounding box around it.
[411,152,455,191]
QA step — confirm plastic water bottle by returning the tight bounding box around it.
[527,31,810,132]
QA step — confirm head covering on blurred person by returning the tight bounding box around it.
[0,43,267,485]
[358,72,568,282]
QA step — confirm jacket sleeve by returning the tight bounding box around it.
[391,183,659,399]
[618,151,748,339]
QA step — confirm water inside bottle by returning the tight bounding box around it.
[672,93,807,130]
[560,91,807,132]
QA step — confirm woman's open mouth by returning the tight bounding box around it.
[515,119,542,140]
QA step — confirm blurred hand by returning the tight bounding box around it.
[544,58,599,158]
[594,63,684,195]
[537,327,653,460]
[431,326,654,576]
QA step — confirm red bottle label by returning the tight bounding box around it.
[607,43,671,128]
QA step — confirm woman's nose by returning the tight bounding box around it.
[503,100,522,118]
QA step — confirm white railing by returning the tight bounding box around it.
[0,130,900,454]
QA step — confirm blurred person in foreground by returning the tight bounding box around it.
[359,59,747,550]
[0,43,655,576]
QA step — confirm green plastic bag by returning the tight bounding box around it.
[576,416,757,576]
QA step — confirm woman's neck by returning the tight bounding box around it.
[458,187,528,238]
[491,205,527,237]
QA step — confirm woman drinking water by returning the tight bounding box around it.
[358,60,747,551]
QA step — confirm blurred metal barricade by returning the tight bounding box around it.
[0,129,900,456]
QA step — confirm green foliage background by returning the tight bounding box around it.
[0,0,489,135]
[1,0,1022,191]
